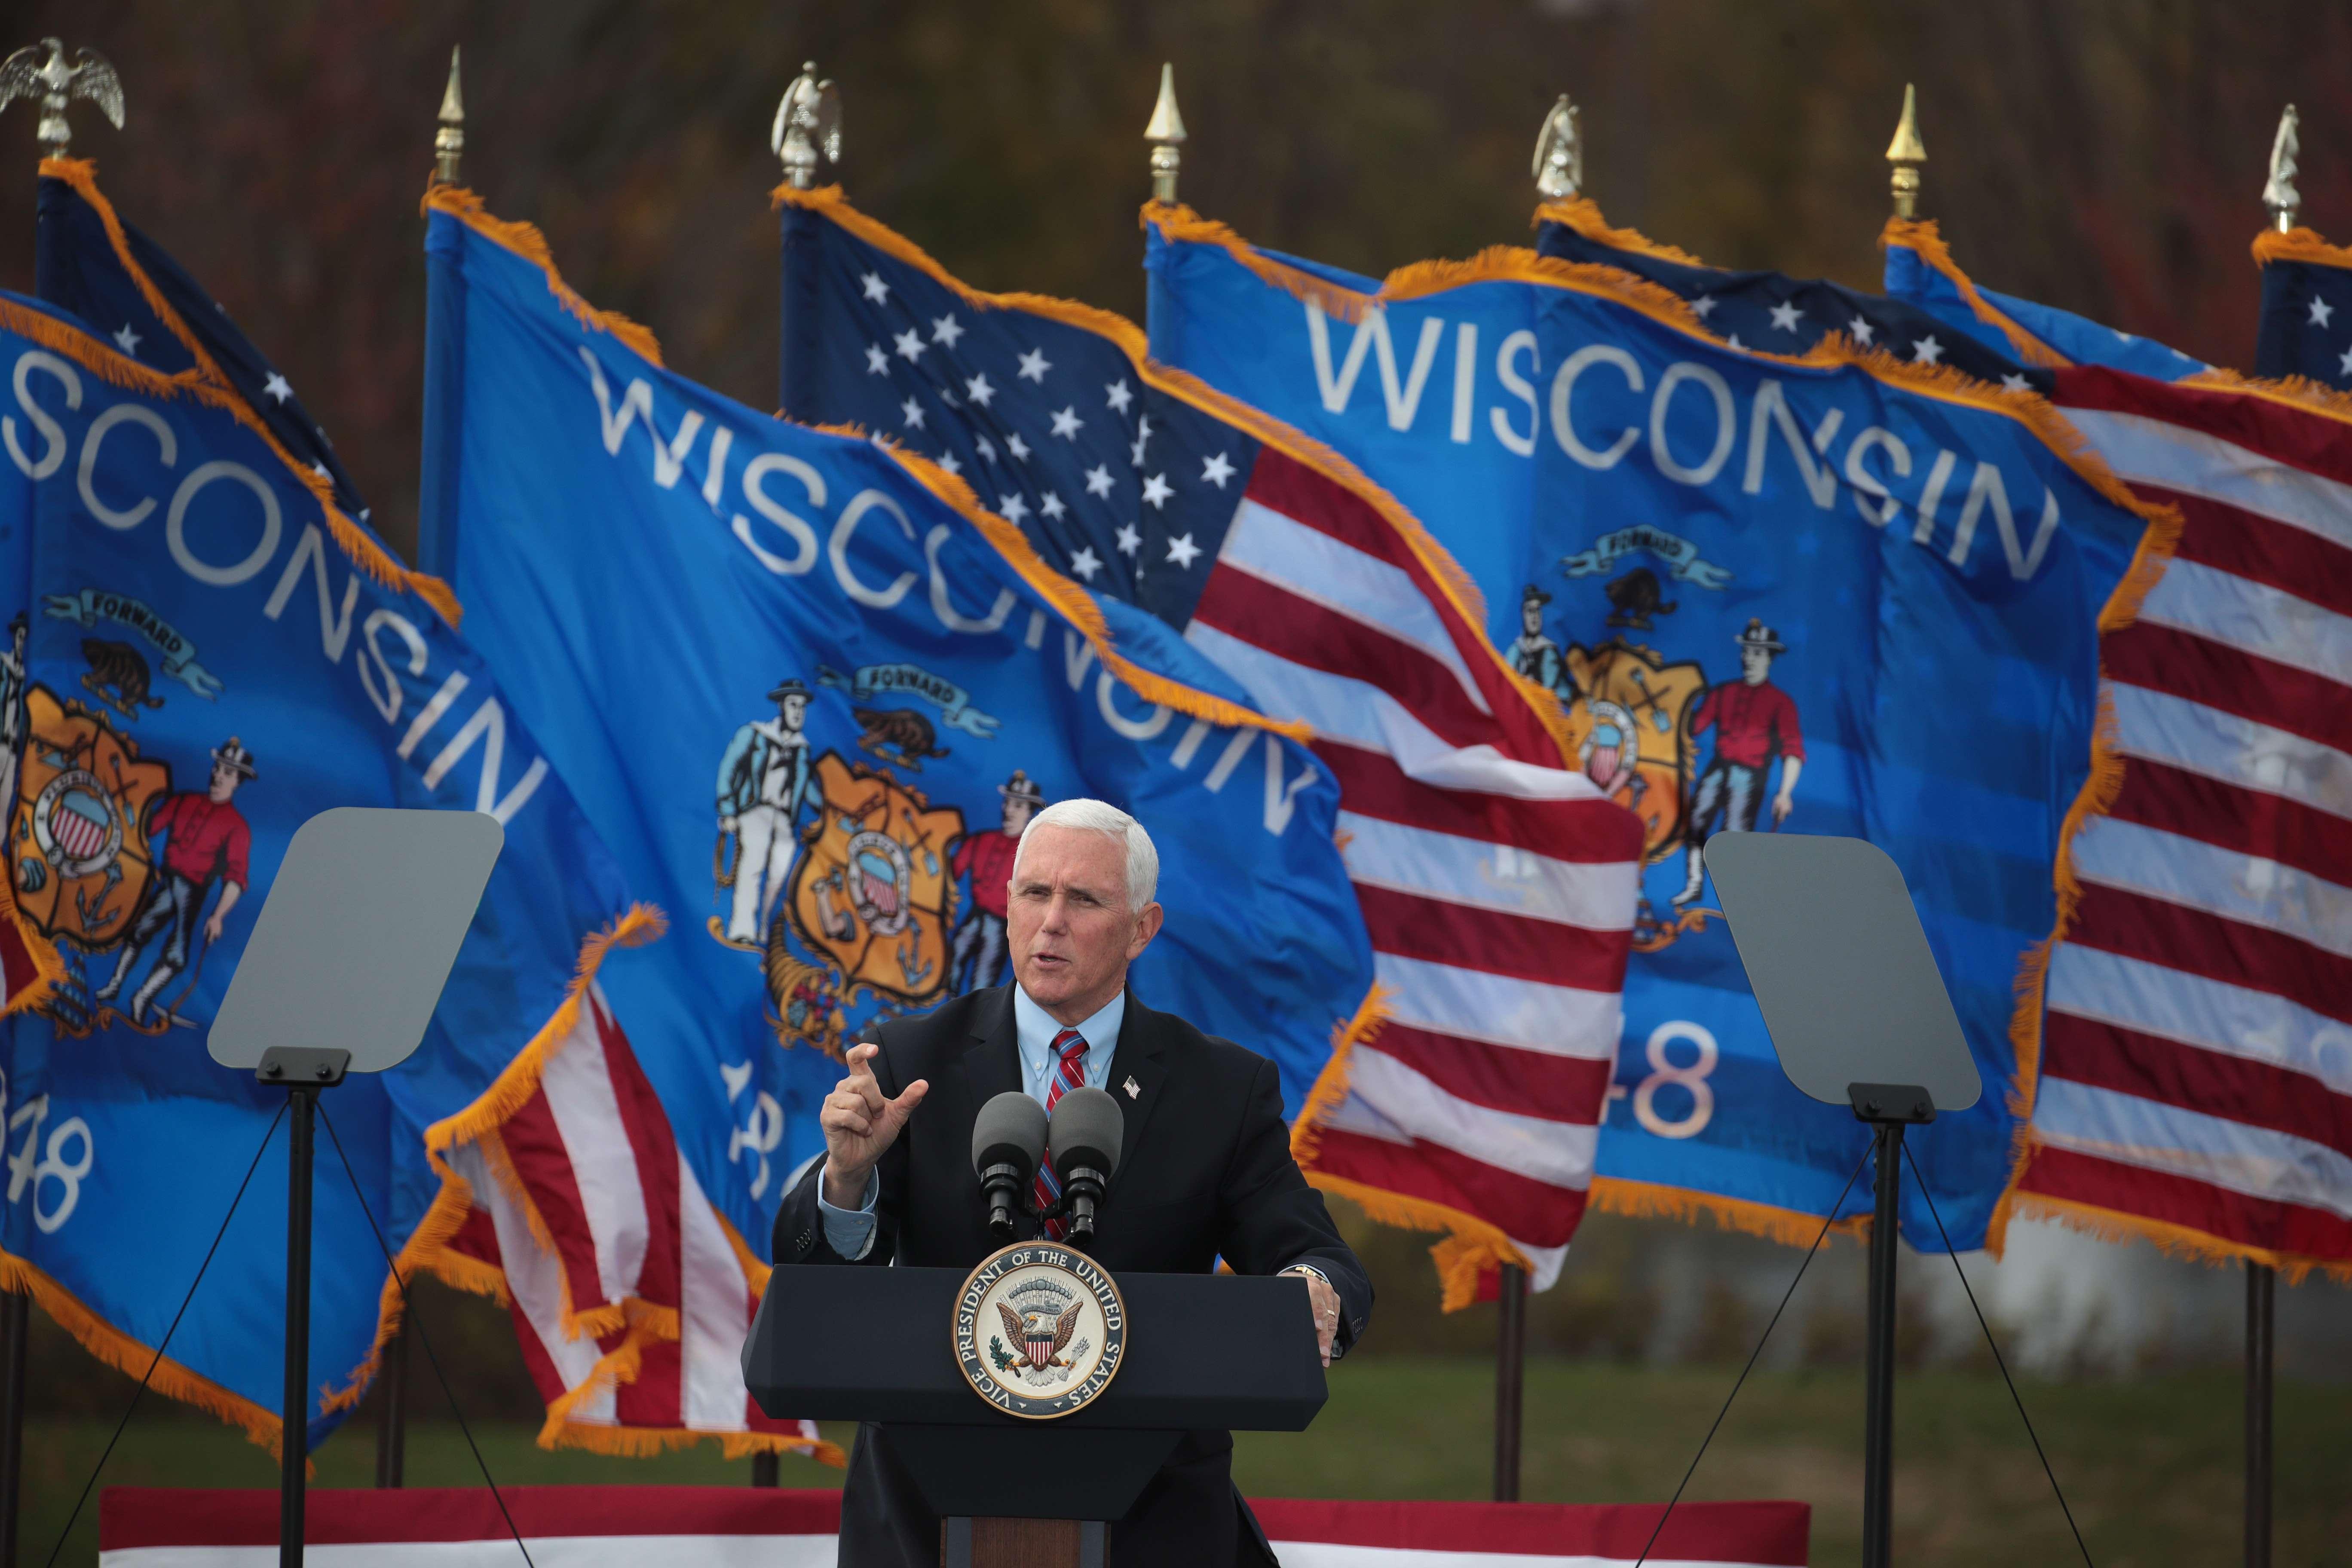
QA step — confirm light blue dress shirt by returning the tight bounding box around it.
[817,986,1126,1259]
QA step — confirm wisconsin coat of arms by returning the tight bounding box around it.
[9,686,169,948]
[1562,639,1707,865]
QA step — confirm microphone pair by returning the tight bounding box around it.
[971,1087,1124,1245]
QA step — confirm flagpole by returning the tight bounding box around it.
[3,40,128,1565]
[764,56,843,1470]
[1140,64,1186,350]
[417,46,466,582]
[1493,1263,1527,1501]
[2245,1262,2273,1568]
[774,61,841,422]
[0,1289,24,1568]
[373,1323,407,1487]
[2240,110,2296,1568]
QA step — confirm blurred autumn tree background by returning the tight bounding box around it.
[4,0,2347,566]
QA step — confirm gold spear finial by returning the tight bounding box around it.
[432,46,463,187]
[1885,82,1926,220]
[1532,93,1583,201]
[1144,63,1186,204]
[2263,104,2300,233]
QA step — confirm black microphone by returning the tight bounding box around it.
[1046,1086,1124,1246]
[971,1091,1048,1240]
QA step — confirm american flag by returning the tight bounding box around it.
[2012,366,2352,1278]
[779,188,1643,1293]
[433,984,839,1457]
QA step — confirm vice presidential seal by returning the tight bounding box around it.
[953,1242,1126,1419]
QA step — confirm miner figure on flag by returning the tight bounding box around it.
[948,769,1043,994]
[716,677,821,947]
[95,735,257,1024]
[1674,621,1803,908]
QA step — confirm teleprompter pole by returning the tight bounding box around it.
[1493,1263,1526,1502]
[282,1083,316,1568]
[0,1287,26,1568]
[1860,1119,1903,1568]
[261,1047,350,1568]
[2246,1263,2274,1568]
[1848,1082,1933,1568]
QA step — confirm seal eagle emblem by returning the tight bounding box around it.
[953,1242,1126,1419]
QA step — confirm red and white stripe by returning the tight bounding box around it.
[100,1487,1811,1568]
[1185,448,1644,1287]
[439,984,826,1451]
[0,915,39,1010]
[2021,367,2352,1270]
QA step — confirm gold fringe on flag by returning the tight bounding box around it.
[2250,224,2352,272]
[1286,984,1393,1170]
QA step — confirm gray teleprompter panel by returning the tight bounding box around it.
[1700,832,1981,1112]
[209,808,504,1073]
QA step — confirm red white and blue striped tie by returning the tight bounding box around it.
[1032,1028,1088,1240]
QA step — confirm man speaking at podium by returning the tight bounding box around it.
[773,799,1372,1565]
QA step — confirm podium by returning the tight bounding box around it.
[744,1262,1327,1567]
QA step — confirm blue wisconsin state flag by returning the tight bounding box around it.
[1876,214,2209,383]
[2252,224,2352,388]
[1143,202,2171,1250]
[416,189,1377,1266]
[0,269,637,1456]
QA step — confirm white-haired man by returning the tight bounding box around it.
[775,798,1371,1568]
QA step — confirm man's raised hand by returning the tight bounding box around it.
[819,1040,928,1208]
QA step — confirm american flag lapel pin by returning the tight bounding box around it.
[1123,1076,1141,1100]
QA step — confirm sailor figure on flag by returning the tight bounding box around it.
[1507,584,1570,701]
[716,677,821,947]
[95,735,256,1024]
